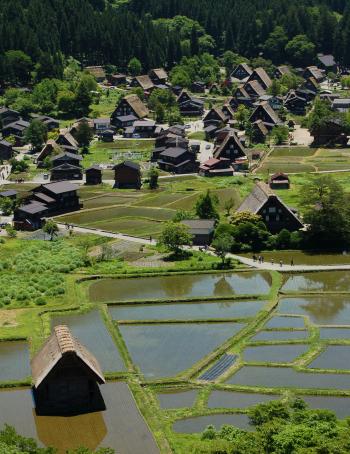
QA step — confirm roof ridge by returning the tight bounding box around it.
[54,325,75,354]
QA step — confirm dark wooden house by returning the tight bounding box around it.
[199,157,234,177]
[274,66,290,79]
[158,148,198,174]
[130,75,155,93]
[203,107,228,128]
[149,68,168,85]
[317,54,338,73]
[269,172,290,189]
[51,152,83,181]
[37,140,63,167]
[250,102,281,130]
[191,81,206,93]
[2,120,30,146]
[108,73,127,86]
[86,165,102,185]
[310,118,348,147]
[237,181,303,233]
[181,219,216,246]
[244,80,266,99]
[213,131,247,163]
[113,161,141,189]
[31,325,105,416]
[303,66,325,83]
[230,63,253,81]
[0,139,13,161]
[251,120,269,144]
[14,181,81,230]
[284,90,308,115]
[177,91,204,116]
[111,95,149,124]
[247,68,272,90]
[0,107,20,128]
[85,66,106,82]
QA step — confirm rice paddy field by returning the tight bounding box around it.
[3,239,350,453]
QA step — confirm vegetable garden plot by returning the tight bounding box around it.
[173,414,251,433]
[226,366,350,390]
[207,391,280,409]
[52,310,125,372]
[109,301,267,321]
[278,296,350,325]
[242,344,309,363]
[0,342,30,382]
[157,390,198,409]
[119,323,245,378]
[308,346,350,370]
[90,272,271,302]
[282,272,350,293]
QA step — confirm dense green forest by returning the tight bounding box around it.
[0,0,350,77]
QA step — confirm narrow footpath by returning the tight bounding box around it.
[57,223,350,272]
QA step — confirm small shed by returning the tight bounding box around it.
[31,325,105,416]
[181,219,216,246]
[86,165,102,185]
[0,189,17,200]
[113,161,141,189]
[269,172,290,190]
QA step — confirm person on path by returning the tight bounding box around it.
[291,259,294,266]
[280,260,283,267]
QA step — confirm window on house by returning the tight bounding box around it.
[265,215,269,221]
[269,207,276,213]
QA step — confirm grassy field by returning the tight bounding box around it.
[258,147,350,174]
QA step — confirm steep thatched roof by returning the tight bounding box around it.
[124,94,149,118]
[31,325,105,388]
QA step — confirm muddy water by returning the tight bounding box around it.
[0,342,30,382]
[0,383,159,454]
[278,296,350,325]
[89,272,271,302]
[252,330,309,341]
[52,309,125,372]
[226,366,350,390]
[309,346,350,370]
[243,344,308,363]
[157,390,198,409]
[282,272,350,293]
[207,391,281,409]
[110,300,266,321]
[173,413,251,432]
[119,323,245,378]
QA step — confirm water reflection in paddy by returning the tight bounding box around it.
[157,390,198,409]
[0,342,30,382]
[173,414,251,433]
[89,272,271,302]
[302,395,350,419]
[309,346,350,370]
[278,296,350,325]
[110,300,266,321]
[52,309,125,372]
[226,366,350,389]
[252,330,309,341]
[119,323,245,378]
[207,391,280,409]
[282,272,350,293]
[0,383,159,454]
[243,344,308,363]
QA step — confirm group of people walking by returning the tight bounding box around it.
[253,255,294,267]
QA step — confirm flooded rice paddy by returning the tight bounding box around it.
[282,272,350,293]
[251,330,309,341]
[265,316,305,329]
[242,345,308,363]
[0,383,159,454]
[89,272,271,302]
[244,251,350,266]
[110,300,266,321]
[52,309,125,372]
[207,391,280,409]
[301,395,350,419]
[157,390,198,409]
[278,296,350,325]
[0,342,30,382]
[319,327,350,339]
[173,414,251,433]
[308,346,350,370]
[119,323,245,378]
[226,366,350,389]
